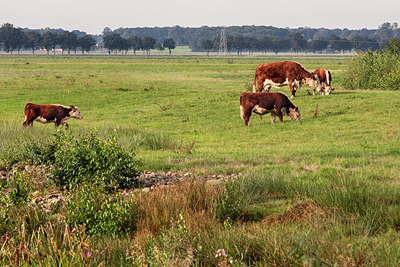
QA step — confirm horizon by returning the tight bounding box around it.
[1,23,395,36]
[1,0,399,35]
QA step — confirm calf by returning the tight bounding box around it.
[22,103,83,127]
[240,92,301,126]
[253,61,321,98]
[313,68,334,95]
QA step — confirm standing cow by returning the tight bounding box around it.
[240,92,301,126]
[313,68,334,95]
[22,103,83,127]
[253,61,322,98]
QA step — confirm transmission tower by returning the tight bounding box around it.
[219,28,227,56]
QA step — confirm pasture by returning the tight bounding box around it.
[1,55,400,265]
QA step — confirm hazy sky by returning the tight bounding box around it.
[1,0,399,34]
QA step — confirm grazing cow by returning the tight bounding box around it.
[22,103,83,127]
[253,61,322,98]
[313,68,334,95]
[240,92,301,126]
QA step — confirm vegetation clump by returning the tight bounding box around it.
[3,130,140,190]
[344,37,400,89]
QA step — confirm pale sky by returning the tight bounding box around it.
[1,0,399,34]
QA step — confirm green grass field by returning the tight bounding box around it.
[1,55,400,265]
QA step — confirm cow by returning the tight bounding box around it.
[240,92,301,126]
[252,61,322,98]
[313,68,334,95]
[22,103,83,127]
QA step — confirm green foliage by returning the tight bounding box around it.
[51,131,140,190]
[215,183,242,224]
[343,38,400,89]
[4,171,32,205]
[67,184,138,236]
[3,130,141,190]
[2,138,58,167]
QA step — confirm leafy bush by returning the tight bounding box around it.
[67,184,138,236]
[51,131,140,190]
[3,130,141,190]
[343,38,400,90]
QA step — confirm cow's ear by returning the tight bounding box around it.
[295,107,299,111]
[70,105,75,110]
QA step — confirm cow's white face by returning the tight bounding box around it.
[324,86,334,95]
[288,107,301,121]
[70,106,83,120]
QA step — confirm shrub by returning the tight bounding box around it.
[3,130,141,190]
[343,38,400,90]
[51,131,140,190]
[67,184,138,236]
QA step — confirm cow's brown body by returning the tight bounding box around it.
[240,92,301,126]
[22,103,83,127]
[313,68,334,95]
[253,61,321,97]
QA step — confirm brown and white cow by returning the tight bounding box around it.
[240,92,301,126]
[22,103,83,127]
[313,68,334,95]
[252,61,322,98]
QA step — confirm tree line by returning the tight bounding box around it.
[0,22,398,55]
[0,23,176,55]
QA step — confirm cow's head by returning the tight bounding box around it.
[306,74,322,92]
[288,107,301,122]
[70,106,83,120]
[324,86,334,95]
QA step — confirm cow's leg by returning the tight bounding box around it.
[23,119,34,127]
[270,112,276,124]
[242,108,252,126]
[264,85,272,92]
[288,80,296,98]
[275,108,283,122]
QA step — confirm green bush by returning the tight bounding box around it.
[3,130,141,190]
[67,184,138,236]
[343,38,400,90]
[51,131,140,190]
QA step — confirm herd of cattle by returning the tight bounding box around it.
[21,60,333,128]
[240,60,334,126]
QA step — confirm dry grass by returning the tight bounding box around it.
[132,179,223,234]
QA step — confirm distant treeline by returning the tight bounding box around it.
[0,22,399,54]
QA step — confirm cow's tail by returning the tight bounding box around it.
[252,72,257,92]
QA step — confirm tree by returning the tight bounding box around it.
[103,33,126,54]
[60,31,78,55]
[142,36,156,55]
[227,35,246,55]
[258,36,272,54]
[286,33,306,53]
[201,39,213,55]
[163,38,176,55]
[24,31,42,55]
[129,36,142,55]
[328,35,353,53]
[41,31,59,55]
[0,23,24,54]
[78,34,96,54]
[307,38,328,53]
